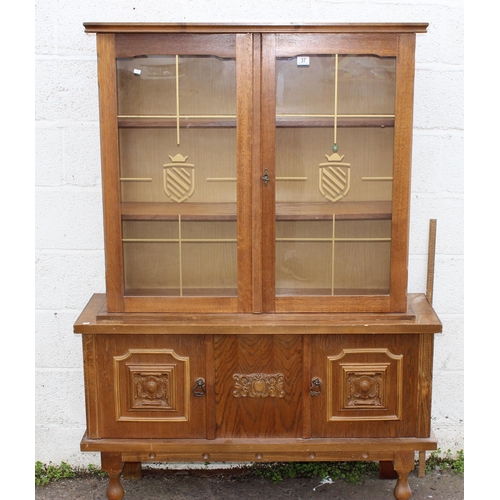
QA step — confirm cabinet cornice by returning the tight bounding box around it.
[84,23,428,34]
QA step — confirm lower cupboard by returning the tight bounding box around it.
[75,293,440,500]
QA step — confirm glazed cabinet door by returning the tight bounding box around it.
[261,33,417,313]
[97,33,254,313]
[91,334,209,439]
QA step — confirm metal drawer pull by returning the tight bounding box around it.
[309,377,322,396]
[192,377,206,397]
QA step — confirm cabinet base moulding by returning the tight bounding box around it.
[84,434,436,500]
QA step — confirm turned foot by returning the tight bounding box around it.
[101,452,125,500]
[393,451,415,500]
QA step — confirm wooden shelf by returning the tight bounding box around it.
[276,201,392,220]
[122,287,389,298]
[118,116,236,128]
[117,116,394,129]
[121,201,392,221]
[125,288,237,297]
[121,202,237,221]
[276,116,394,128]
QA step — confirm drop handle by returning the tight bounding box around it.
[192,377,206,397]
[309,377,322,396]
[261,169,270,186]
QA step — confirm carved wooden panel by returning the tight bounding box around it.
[214,335,302,438]
[95,334,207,439]
[114,349,189,422]
[327,348,402,421]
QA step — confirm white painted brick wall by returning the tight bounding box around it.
[35,0,464,466]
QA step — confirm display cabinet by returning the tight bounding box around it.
[75,23,441,500]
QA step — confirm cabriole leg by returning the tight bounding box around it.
[101,452,125,500]
[393,450,415,500]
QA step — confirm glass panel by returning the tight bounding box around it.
[275,54,396,296]
[276,221,333,295]
[117,54,237,297]
[333,220,391,294]
[122,221,180,294]
[182,221,237,295]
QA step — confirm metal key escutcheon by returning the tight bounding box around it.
[192,377,206,397]
[309,377,322,396]
[261,169,270,186]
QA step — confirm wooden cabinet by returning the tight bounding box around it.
[75,23,441,500]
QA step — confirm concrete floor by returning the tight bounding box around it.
[35,468,464,500]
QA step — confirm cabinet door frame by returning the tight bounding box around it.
[96,33,255,313]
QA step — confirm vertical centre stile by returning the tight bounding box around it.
[176,54,180,146]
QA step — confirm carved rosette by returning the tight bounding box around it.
[233,373,285,398]
[346,372,383,406]
[133,372,171,408]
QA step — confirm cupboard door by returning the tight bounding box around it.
[99,33,253,312]
[309,334,420,438]
[96,335,208,439]
[214,335,303,438]
[261,33,416,313]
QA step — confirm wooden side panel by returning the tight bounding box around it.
[389,33,416,312]
[96,34,125,312]
[81,334,100,438]
[417,333,434,437]
[214,335,303,438]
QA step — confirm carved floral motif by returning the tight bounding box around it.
[346,372,383,406]
[233,373,285,398]
[132,372,171,408]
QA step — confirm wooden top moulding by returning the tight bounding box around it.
[83,23,429,34]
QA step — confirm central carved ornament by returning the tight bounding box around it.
[232,373,285,398]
